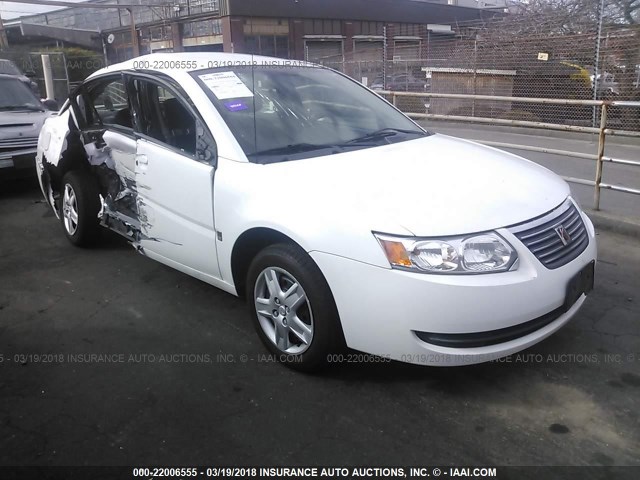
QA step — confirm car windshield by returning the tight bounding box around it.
[0,76,43,111]
[191,65,429,163]
[0,60,23,76]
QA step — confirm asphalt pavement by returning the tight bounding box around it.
[1,177,639,473]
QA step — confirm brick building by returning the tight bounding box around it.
[4,0,496,65]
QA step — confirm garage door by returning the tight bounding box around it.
[354,40,383,62]
[394,41,420,60]
[305,40,343,66]
[353,40,384,85]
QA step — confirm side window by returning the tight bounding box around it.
[134,79,196,156]
[81,77,133,130]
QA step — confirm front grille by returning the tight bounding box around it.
[509,199,588,269]
[0,143,38,161]
[0,137,38,149]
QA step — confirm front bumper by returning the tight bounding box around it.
[0,149,37,178]
[310,211,597,366]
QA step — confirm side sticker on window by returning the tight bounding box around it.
[223,100,249,112]
[198,71,253,100]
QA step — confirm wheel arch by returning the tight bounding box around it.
[44,130,92,211]
[234,228,348,361]
[230,227,305,298]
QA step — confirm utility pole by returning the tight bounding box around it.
[127,8,139,57]
[592,0,605,128]
[0,9,9,49]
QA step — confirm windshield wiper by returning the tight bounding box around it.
[0,105,45,112]
[248,129,428,163]
[251,142,342,157]
[344,127,426,145]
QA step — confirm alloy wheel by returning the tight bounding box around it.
[62,183,79,236]
[254,266,314,354]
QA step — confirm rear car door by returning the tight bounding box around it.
[128,74,220,279]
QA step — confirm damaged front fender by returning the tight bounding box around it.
[36,109,75,217]
[35,105,152,246]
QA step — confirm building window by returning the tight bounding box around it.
[150,25,172,42]
[115,47,133,63]
[303,19,342,35]
[396,23,421,37]
[184,0,220,15]
[353,21,384,36]
[275,36,288,57]
[243,17,289,35]
[261,36,276,57]
[245,36,258,54]
[183,19,223,38]
[245,35,289,58]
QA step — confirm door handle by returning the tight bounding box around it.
[136,155,148,166]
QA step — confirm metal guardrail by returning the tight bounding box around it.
[380,90,640,210]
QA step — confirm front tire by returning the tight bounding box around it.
[59,170,101,247]
[246,243,343,371]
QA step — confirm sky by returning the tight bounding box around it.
[0,1,86,20]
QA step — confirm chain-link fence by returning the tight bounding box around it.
[319,11,640,131]
[0,50,106,103]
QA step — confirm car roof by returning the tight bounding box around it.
[88,52,314,81]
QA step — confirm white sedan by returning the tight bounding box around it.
[35,53,597,370]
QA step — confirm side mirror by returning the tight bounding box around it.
[42,99,59,111]
[25,71,36,78]
[196,121,217,167]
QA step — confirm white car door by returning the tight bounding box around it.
[130,75,221,280]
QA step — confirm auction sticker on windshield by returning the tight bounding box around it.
[198,71,253,100]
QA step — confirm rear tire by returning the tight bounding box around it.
[59,170,101,247]
[246,243,343,372]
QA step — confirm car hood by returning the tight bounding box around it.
[261,134,570,236]
[0,110,53,143]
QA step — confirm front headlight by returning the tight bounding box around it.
[374,232,517,274]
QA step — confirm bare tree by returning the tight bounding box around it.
[509,0,640,125]
[608,0,640,25]
[510,0,638,26]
